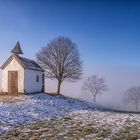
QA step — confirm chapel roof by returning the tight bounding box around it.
[1,42,44,72]
[17,56,44,71]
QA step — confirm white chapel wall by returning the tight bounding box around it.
[24,69,43,93]
[1,57,24,93]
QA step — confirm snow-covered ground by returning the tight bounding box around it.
[0,93,140,139]
[69,110,140,139]
[0,93,98,133]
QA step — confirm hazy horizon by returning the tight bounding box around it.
[44,65,140,109]
[1,65,140,109]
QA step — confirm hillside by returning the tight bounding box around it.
[0,93,140,139]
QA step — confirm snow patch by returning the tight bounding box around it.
[0,93,97,133]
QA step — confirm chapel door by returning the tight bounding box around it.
[8,71,18,94]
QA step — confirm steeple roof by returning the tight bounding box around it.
[11,41,23,55]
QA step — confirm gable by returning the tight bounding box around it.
[2,56,25,71]
[1,55,25,70]
[1,55,44,72]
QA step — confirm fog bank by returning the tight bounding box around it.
[45,66,140,110]
[0,66,140,110]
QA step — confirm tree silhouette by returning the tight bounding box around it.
[82,75,107,102]
[36,36,83,95]
[123,86,140,110]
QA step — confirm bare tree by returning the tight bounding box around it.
[82,75,107,102]
[123,86,140,110]
[36,36,83,95]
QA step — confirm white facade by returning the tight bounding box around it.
[2,57,24,93]
[1,56,44,94]
[24,69,43,93]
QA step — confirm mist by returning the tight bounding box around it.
[1,66,140,110]
[45,65,140,110]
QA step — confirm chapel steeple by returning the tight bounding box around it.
[11,41,23,55]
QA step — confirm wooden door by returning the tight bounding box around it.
[8,71,18,94]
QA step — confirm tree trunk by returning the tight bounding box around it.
[93,95,96,102]
[136,102,138,110]
[56,80,61,95]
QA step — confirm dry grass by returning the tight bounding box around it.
[0,94,24,103]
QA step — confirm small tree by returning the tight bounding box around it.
[36,36,83,95]
[82,75,107,102]
[123,86,140,110]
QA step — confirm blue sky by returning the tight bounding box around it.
[0,0,140,68]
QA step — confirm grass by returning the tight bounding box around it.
[1,115,140,140]
[0,94,24,103]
